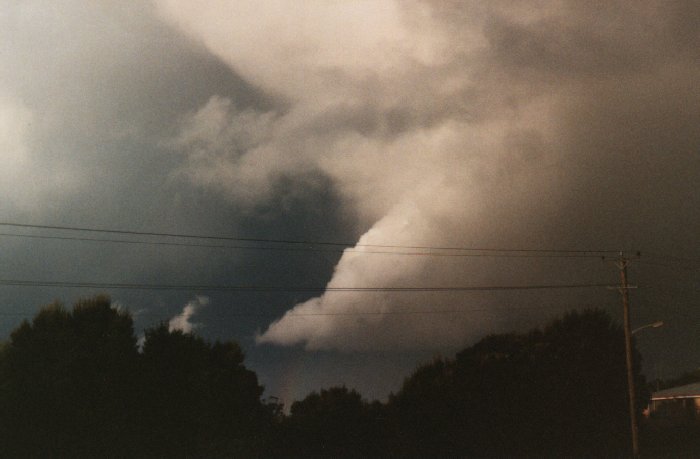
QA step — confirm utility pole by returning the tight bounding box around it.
[616,252,639,458]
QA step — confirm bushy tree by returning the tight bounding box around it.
[0,296,140,457]
[0,296,267,458]
[139,324,266,456]
[279,386,385,458]
[388,309,646,457]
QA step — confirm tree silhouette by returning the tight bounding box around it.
[0,296,140,457]
[281,386,384,457]
[0,296,266,457]
[0,300,651,457]
[139,324,266,457]
[388,309,646,456]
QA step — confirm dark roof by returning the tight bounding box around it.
[652,382,700,400]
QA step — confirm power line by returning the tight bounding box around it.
[0,232,611,259]
[0,302,619,319]
[212,303,616,317]
[640,251,700,265]
[634,259,700,272]
[0,221,620,254]
[0,279,616,292]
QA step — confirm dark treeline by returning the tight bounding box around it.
[0,296,269,457]
[0,296,654,457]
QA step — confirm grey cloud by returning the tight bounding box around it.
[0,0,272,218]
[155,0,700,353]
[0,1,291,333]
[2,0,698,398]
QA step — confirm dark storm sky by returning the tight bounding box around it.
[1,0,699,403]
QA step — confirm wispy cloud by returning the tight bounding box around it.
[168,296,209,334]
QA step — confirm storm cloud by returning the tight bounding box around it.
[156,0,700,350]
[2,0,698,402]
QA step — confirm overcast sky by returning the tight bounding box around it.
[1,0,699,404]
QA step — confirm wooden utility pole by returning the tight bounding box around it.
[617,252,639,458]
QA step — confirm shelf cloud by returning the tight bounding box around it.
[158,0,700,350]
